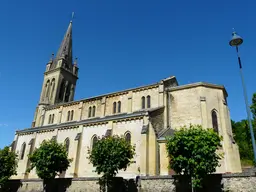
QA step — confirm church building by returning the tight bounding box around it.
[11,20,242,179]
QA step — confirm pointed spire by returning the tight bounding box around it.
[51,20,73,69]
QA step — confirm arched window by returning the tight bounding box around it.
[125,132,131,144]
[212,110,219,134]
[141,96,145,109]
[50,79,55,99]
[28,139,34,156]
[64,138,70,154]
[88,107,92,118]
[64,83,71,102]
[45,80,50,98]
[147,95,151,108]
[113,102,117,114]
[92,135,98,149]
[117,101,121,113]
[70,110,74,121]
[92,106,96,117]
[67,111,70,121]
[48,114,52,124]
[20,142,26,160]
[58,80,65,101]
[51,114,54,124]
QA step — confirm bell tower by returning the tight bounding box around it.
[39,20,78,105]
[32,19,79,127]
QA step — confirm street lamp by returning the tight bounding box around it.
[229,30,256,164]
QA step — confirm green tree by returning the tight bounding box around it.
[232,120,254,165]
[251,93,256,120]
[166,125,222,189]
[0,146,18,189]
[27,139,72,180]
[231,92,256,166]
[88,135,135,191]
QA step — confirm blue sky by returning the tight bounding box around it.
[0,0,254,148]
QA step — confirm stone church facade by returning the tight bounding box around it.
[11,20,241,180]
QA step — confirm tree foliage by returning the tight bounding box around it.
[251,93,256,120]
[88,135,135,183]
[231,119,254,165]
[27,139,72,180]
[166,125,222,188]
[0,146,18,188]
[231,92,256,166]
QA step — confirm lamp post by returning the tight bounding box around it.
[229,30,256,164]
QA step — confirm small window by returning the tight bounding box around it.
[20,142,26,160]
[51,114,54,124]
[125,132,131,144]
[48,115,52,124]
[141,96,145,109]
[67,111,70,121]
[147,95,151,108]
[212,110,219,134]
[64,138,70,154]
[92,106,96,117]
[118,101,121,113]
[70,110,74,121]
[92,135,98,149]
[88,107,92,118]
[113,102,117,114]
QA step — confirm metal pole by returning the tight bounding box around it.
[236,46,256,163]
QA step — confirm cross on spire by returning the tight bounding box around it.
[71,12,75,23]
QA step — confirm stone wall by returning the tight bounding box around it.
[2,172,256,192]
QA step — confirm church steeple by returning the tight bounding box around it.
[32,16,79,128]
[50,21,73,70]
[38,19,78,105]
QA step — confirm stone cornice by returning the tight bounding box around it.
[44,67,78,79]
[16,110,150,135]
[44,82,162,109]
[42,76,177,109]
[168,82,228,97]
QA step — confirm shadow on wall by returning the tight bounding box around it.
[1,177,138,192]
[174,174,223,192]
[98,177,138,192]
[43,178,72,192]
[1,175,225,192]
[0,180,22,192]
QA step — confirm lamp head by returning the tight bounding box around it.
[229,31,243,47]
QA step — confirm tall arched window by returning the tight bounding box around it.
[92,106,96,117]
[147,95,151,108]
[88,107,92,118]
[58,80,65,101]
[48,114,52,124]
[70,110,74,121]
[28,139,34,156]
[141,96,145,109]
[51,114,54,124]
[50,79,55,99]
[64,138,70,154]
[212,110,219,134]
[45,80,50,98]
[113,102,117,114]
[67,111,70,121]
[20,142,26,160]
[92,135,98,149]
[64,83,71,102]
[118,101,121,113]
[125,132,131,144]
